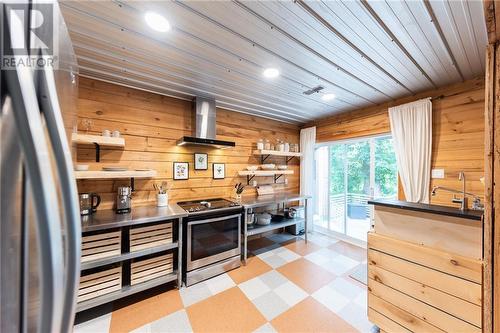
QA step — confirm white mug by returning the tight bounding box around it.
[102,129,111,137]
[112,130,121,138]
[157,193,168,207]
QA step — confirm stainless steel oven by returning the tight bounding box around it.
[179,200,242,286]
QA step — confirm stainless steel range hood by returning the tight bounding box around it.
[177,97,235,149]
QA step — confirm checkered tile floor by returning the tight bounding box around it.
[74,232,372,333]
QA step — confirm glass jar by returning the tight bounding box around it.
[277,140,285,152]
[264,139,271,150]
[257,138,264,150]
[284,142,290,152]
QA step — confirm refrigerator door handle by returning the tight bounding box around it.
[37,59,82,332]
[4,9,64,333]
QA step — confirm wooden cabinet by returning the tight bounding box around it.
[367,232,482,332]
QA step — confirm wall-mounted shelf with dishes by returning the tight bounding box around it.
[72,133,125,162]
[253,149,302,164]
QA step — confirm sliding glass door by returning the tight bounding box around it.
[314,135,397,242]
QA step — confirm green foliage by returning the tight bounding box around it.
[328,137,397,198]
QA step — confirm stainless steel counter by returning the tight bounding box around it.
[81,204,187,232]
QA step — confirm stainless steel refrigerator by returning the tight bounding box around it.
[1,1,81,332]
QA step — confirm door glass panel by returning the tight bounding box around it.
[345,141,371,241]
[374,137,398,200]
[313,135,398,243]
[329,144,346,234]
[190,216,239,261]
[314,147,329,230]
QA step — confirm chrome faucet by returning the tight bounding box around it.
[430,171,483,211]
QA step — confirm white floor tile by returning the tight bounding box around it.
[239,277,271,300]
[205,273,236,295]
[312,284,350,313]
[273,281,307,307]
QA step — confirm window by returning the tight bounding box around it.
[314,135,398,242]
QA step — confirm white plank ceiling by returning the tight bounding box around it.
[60,0,487,124]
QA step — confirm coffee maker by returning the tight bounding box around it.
[116,186,132,214]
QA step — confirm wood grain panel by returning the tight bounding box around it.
[368,249,481,306]
[76,77,300,209]
[311,77,485,209]
[373,206,482,259]
[369,265,481,327]
[369,278,481,332]
[368,294,444,333]
[368,233,482,283]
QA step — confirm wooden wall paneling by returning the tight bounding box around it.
[492,41,500,333]
[311,77,486,210]
[76,77,300,209]
[483,43,495,333]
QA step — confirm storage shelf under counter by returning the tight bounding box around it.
[77,205,187,313]
[240,193,311,264]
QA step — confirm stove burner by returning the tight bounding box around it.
[177,198,240,213]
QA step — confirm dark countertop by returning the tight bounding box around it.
[81,204,188,232]
[368,198,483,221]
[240,193,311,209]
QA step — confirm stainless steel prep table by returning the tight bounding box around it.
[240,194,312,264]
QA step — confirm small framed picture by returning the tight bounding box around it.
[212,163,225,179]
[194,153,208,170]
[173,162,189,180]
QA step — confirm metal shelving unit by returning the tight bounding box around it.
[77,213,184,313]
[241,194,311,264]
[76,271,178,312]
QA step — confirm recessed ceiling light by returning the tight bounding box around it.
[263,68,280,78]
[145,11,170,32]
[322,93,336,101]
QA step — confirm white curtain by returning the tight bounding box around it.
[300,126,316,230]
[388,98,432,203]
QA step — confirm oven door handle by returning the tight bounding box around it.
[187,213,242,226]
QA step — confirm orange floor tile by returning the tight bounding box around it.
[109,289,183,333]
[277,258,336,294]
[227,256,273,284]
[186,287,267,332]
[271,297,359,333]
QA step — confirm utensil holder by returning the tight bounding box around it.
[157,193,168,207]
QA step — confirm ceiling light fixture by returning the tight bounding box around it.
[263,68,280,79]
[322,93,336,101]
[145,11,170,32]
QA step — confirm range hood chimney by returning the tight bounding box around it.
[176,97,235,149]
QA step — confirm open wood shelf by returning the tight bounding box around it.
[75,170,157,179]
[238,170,294,177]
[253,149,302,157]
[72,133,125,147]
[80,242,179,271]
[76,271,178,312]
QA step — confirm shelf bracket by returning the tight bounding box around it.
[130,177,135,192]
[246,175,256,185]
[274,174,283,183]
[94,142,101,162]
[286,156,294,164]
[260,155,271,164]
